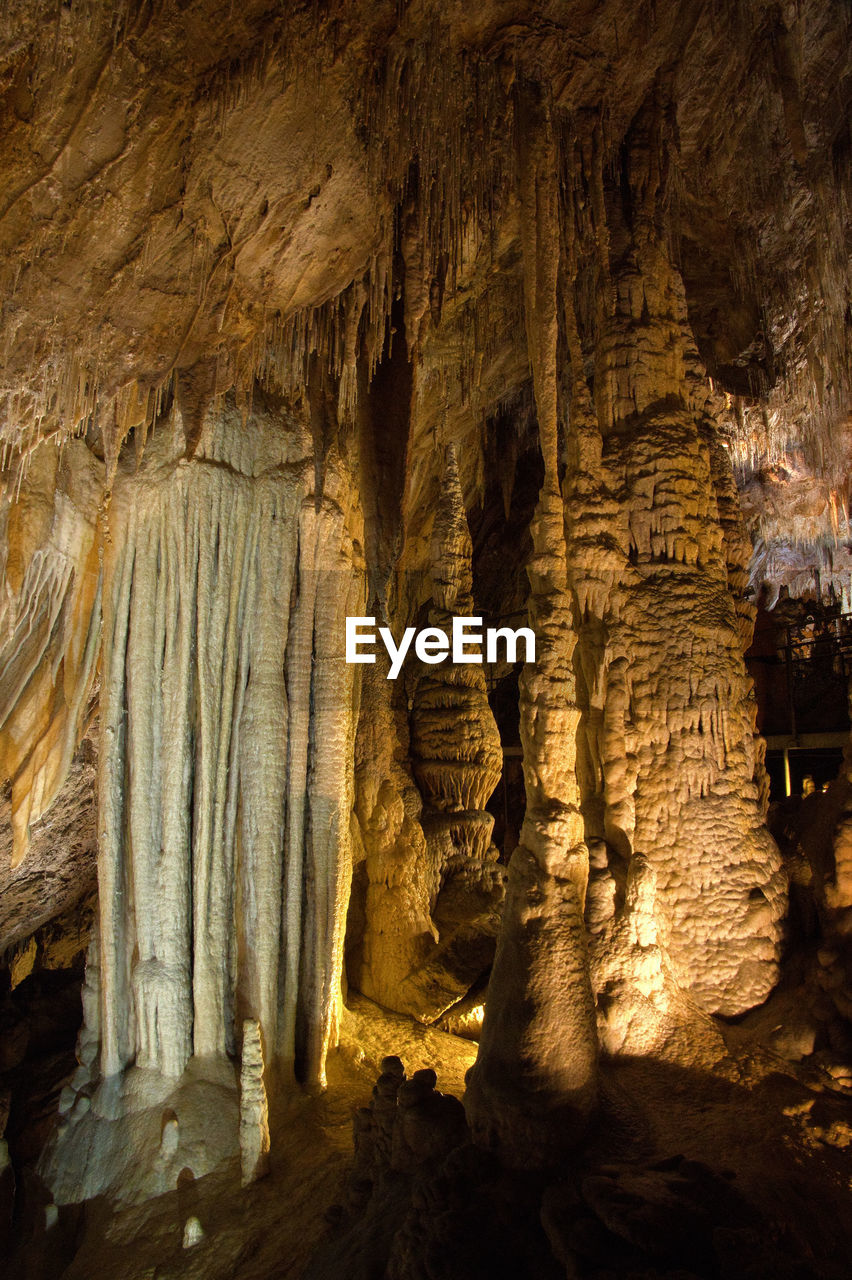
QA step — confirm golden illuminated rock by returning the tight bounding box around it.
[0,1,850,1271]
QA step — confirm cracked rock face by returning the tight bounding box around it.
[0,0,850,1259]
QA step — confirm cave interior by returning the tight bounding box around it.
[1,1,852,1277]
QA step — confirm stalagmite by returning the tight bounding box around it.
[239,1019,270,1187]
[558,90,787,1051]
[410,446,503,838]
[354,447,504,1024]
[466,84,599,1166]
[350,650,437,1018]
[406,445,504,1018]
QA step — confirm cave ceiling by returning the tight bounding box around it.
[0,0,848,499]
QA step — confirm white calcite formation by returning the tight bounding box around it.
[239,1019,270,1186]
[96,392,364,1090]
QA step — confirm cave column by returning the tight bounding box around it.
[94,398,364,1095]
[563,89,786,1050]
[465,82,598,1167]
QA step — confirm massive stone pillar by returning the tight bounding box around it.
[470,83,786,1144]
[562,93,786,1058]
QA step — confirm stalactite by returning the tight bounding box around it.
[514,82,561,490]
[294,489,366,1085]
[2,7,851,1249]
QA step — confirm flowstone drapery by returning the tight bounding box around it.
[0,441,102,869]
[97,394,364,1089]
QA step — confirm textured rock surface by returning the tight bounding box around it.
[96,391,364,1088]
[239,1019,270,1187]
[0,732,97,954]
[0,441,101,868]
[0,0,850,1272]
[560,100,788,1023]
[350,447,506,1027]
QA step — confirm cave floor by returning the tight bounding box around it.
[22,999,476,1280]
[9,997,852,1279]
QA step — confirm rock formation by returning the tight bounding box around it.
[466,84,599,1165]
[95,392,364,1088]
[239,1019,270,1187]
[0,0,851,1276]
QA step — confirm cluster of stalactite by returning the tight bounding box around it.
[2,1,848,523]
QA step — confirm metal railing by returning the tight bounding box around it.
[748,611,852,742]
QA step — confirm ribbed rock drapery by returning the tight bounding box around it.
[97,397,364,1088]
[0,441,103,869]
